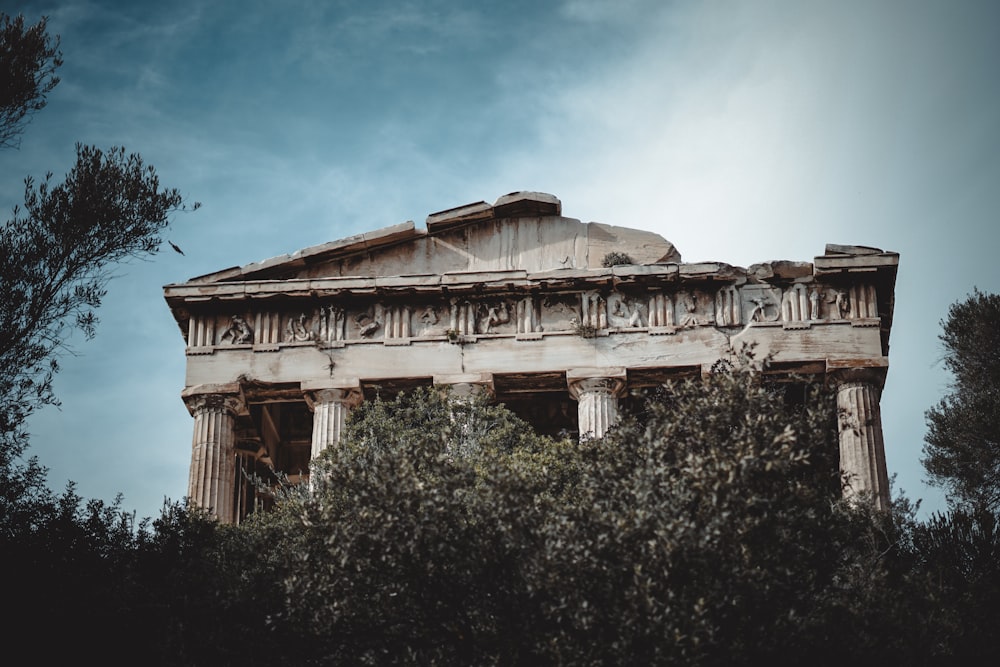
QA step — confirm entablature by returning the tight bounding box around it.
[165,250,897,361]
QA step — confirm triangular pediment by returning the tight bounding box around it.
[186,192,681,285]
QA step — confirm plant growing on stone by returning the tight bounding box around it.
[601,251,633,267]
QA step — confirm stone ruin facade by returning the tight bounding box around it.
[163,192,898,523]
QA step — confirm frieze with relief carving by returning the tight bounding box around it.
[539,295,578,333]
[607,292,645,329]
[220,314,253,344]
[181,278,882,349]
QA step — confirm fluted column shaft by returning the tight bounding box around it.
[569,377,626,440]
[837,381,890,510]
[309,388,363,458]
[187,395,240,523]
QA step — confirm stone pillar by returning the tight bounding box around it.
[567,369,627,440]
[306,387,363,458]
[184,393,242,523]
[836,379,891,510]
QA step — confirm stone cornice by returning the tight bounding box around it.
[187,221,422,284]
[165,253,898,308]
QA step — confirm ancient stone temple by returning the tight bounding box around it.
[163,192,898,523]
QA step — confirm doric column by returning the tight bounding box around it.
[305,387,363,458]
[835,376,891,510]
[184,393,242,523]
[567,369,627,440]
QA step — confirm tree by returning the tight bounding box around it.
[0,13,193,522]
[0,144,188,455]
[0,20,198,660]
[0,13,62,149]
[906,506,1000,659]
[923,289,1000,511]
[261,368,919,664]
[272,386,564,664]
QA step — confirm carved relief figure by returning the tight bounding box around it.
[828,290,848,320]
[418,305,440,336]
[676,291,707,327]
[748,295,776,322]
[540,296,578,332]
[420,305,438,326]
[809,289,820,320]
[355,305,383,338]
[479,300,511,334]
[608,293,643,328]
[220,314,253,344]
[286,312,314,342]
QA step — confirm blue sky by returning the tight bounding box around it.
[3,0,998,521]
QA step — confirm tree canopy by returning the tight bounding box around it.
[262,372,861,664]
[0,145,189,455]
[0,13,62,149]
[923,289,1000,511]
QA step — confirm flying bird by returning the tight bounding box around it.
[168,240,185,256]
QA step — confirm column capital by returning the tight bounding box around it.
[304,387,363,411]
[301,379,363,411]
[181,385,244,417]
[434,373,495,400]
[566,368,627,401]
[567,377,627,401]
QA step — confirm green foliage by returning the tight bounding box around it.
[601,251,633,267]
[334,385,545,465]
[263,372,883,664]
[923,289,1000,511]
[3,492,290,665]
[906,507,1000,658]
[256,369,999,664]
[5,371,1000,664]
[512,371,845,665]
[0,144,190,457]
[0,12,62,149]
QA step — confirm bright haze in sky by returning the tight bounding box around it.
[3,0,998,521]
